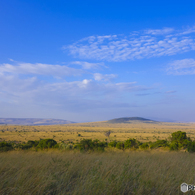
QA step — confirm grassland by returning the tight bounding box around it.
[0,121,195,144]
[0,150,194,195]
[1,121,195,194]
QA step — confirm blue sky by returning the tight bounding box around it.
[0,0,195,122]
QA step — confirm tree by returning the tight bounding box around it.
[104,130,111,141]
[171,131,187,143]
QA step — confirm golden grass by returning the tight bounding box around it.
[0,121,195,143]
[0,150,194,194]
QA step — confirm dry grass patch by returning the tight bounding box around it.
[0,122,195,143]
[0,150,194,194]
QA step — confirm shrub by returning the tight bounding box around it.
[93,139,107,151]
[187,141,195,152]
[77,139,106,151]
[116,142,124,150]
[14,143,32,150]
[150,140,169,149]
[108,140,117,147]
[77,139,93,151]
[27,140,39,147]
[124,138,139,149]
[140,142,149,149]
[171,131,187,143]
[169,141,179,151]
[0,141,13,152]
[37,139,57,149]
[170,131,191,149]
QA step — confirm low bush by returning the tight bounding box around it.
[0,141,13,152]
[116,142,124,150]
[140,142,149,149]
[169,141,179,151]
[187,141,195,152]
[124,138,140,149]
[150,140,169,149]
[37,139,57,149]
[27,140,39,147]
[77,139,107,151]
[108,140,117,147]
[1,131,195,153]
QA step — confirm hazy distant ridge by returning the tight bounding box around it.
[107,117,156,123]
[0,118,75,125]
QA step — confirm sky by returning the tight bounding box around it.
[0,0,195,122]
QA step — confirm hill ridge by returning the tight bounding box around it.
[0,118,75,125]
[107,117,156,123]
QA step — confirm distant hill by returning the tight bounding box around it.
[0,118,75,125]
[107,117,156,123]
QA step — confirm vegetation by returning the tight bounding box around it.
[1,150,195,194]
[1,122,195,144]
[0,141,13,152]
[1,130,195,194]
[1,131,195,153]
[37,139,57,149]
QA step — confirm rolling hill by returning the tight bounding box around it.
[0,118,75,125]
[107,117,157,123]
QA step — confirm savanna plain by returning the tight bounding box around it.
[1,121,195,194]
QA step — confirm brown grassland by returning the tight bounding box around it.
[1,121,195,143]
[1,150,195,194]
[1,121,195,194]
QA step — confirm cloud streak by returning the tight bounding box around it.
[93,73,117,81]
[64,26,195,62]
[0,62,84,78]
[71,61,105,69]
[167,58,195,75]
[0,61,152,114]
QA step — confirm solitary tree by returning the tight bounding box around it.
[104,130,111,142]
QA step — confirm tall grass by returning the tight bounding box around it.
[0,150,194,194]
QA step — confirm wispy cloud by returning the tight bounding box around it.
[71,61,105,69]
[0,61,111,83]
[179,25,195,35]
[144,27,174,35]
[167,58,195,75]
[0,60,152,113]
[64,26,195,62]
[93,73,117,81]
[0,62,84,78]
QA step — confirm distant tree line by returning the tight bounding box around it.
[1,131,195,153]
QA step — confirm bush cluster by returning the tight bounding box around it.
[0,142,13,152]
[77,139,107,152]
[1,131,195,153]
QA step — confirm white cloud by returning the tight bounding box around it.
[93,73,117,81]
[145,28,174,35]
[179,25,195,35]
[71,61,105,69]
[0,62,84,77]
[0,59,153,115]
[0,70,150,108]
[64,26,195,62]
[167,58,195,75]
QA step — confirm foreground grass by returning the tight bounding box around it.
[0,150,194,194]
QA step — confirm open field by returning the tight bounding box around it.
[1,121,195,143]
[0,150,194,195]
[1,122,195,194]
